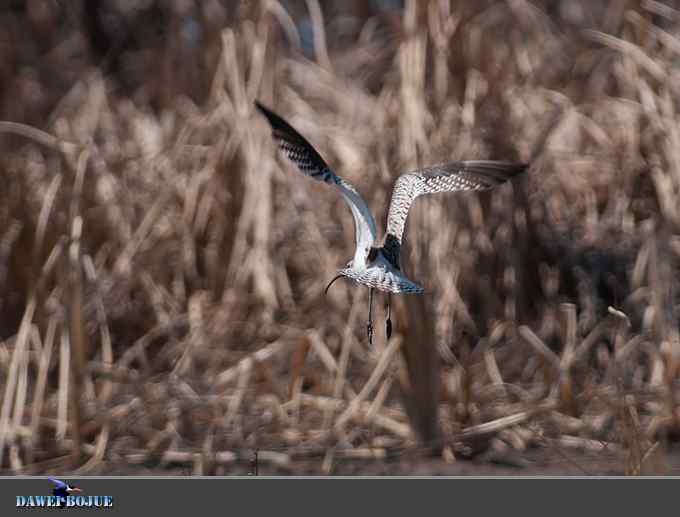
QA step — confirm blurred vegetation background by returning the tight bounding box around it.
[2,0,680,475]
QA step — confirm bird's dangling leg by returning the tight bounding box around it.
[385,294,392,340]
[367,288,374,345]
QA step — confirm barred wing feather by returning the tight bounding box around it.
[256,102,377,263]
[385,160,528,242]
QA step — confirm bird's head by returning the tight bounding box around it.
[324,261,361,295]
[324,270,349,295]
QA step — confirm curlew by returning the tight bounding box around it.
[256,101,527,344]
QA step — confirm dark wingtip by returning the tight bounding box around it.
[254,100,275,122]
[504,162,530,175]
[496,161,530,183]
[463,160,530,184]
[254,100,298,137]
[513,162,530,178]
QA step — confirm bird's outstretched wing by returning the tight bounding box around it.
[255,102,377,262]
[48,477,67,490]
[385,161,528,243]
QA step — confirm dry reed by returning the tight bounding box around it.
[1,0,680,475]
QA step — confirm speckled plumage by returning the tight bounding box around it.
[255,101,528,295]
[385,161,527,244]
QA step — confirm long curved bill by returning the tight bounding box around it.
[324,274,345,295]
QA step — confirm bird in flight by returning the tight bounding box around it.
[255,101,527,344]
[48,477,81,502]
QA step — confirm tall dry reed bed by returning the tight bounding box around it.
[1,0,680,474]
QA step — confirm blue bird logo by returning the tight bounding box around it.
[48,478,82,505]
